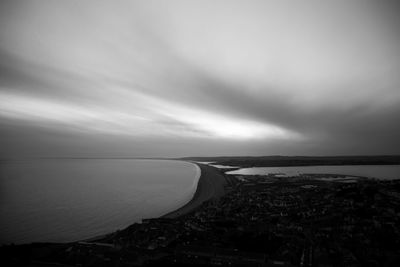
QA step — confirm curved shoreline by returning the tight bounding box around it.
[85,162,227,242]
[162,162,227,218]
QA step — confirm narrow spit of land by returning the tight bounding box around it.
[162,163,227,218]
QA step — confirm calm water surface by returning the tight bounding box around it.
[0,159,199,244]
[226,165,400,180]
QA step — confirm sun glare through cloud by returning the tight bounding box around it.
[160,106,298,140]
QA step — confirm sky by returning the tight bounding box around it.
[0,0,400,157]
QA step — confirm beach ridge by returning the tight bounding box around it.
[162,162,227,218]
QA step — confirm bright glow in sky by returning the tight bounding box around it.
[0,90,297,140]
[0,0,399,156]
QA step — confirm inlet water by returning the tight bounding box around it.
[226,165,400,180]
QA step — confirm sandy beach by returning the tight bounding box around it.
[162,163,227,218]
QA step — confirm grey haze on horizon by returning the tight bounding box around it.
[1,0,400,158]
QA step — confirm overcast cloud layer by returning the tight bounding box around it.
[1,0,399,157]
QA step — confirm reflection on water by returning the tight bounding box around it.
[226,165,400,180]
[210,164,237,169]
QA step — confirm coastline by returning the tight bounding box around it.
[162,162,227,218]
[86,162,227,242]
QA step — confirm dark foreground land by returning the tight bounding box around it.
[182,155,400,168]
[2,163,400,267]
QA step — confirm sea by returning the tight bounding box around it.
[0,159,200,245]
